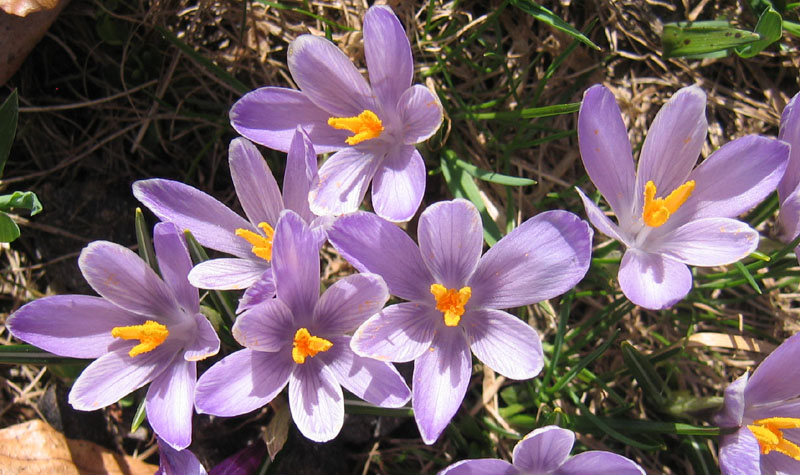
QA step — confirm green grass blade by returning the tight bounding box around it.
[662,22,760,58]
[454,158,536,186]
[0,89,18,177]
[135,208,160,273]
[510,0,599,50]
[455,102,580,121]
[0,344,91,365]
[736,7,782,57]
[131,397,147,432]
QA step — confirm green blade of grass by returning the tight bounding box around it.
[736,7,782,57]
[454,158,536,186]
[0,89,18,176]
[662,21,760,58]
[454,102,580,121]
[510,0,599,50]
[131,397,147,432]
[135,208,159,273]
[0,344,91,365]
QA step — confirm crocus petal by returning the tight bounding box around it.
[557,452,644,475]
[6,295,140,359]
[283,127,318,223]
[79,241,180,320]
[762,449,800,474]
[157,440,207,475]
[313,273,389,335]
[714,372,748,428]
[183,314,220,362]
[195,349,292,417]
[288,359,344,442]
[718,428,761,475]
[417,199,483,288]
[153,222,198,315]
[323,336,410,408]
[351,302,438,363]
[778,185,800,244]
[577,85,636,225]
[232,299,295,352]
[133,179,252,258]
[371,146,426,222]
[635,85,707,206]
[745,332,800,405]
[288,34,376,117]
[236,272,278,313]
[273,210,319,320]
[69,346,173,410]
[438,459,518,475]
[652,217,758,266]
[469,210,592,309]
[618,250,692,310]
[363,5,413,110]
[513,426,574,473]
[146,358,195,450]
[778,92,800,202]
[229,137,283,227]
[398,85,443,144]
[230,87,349,154]
[575,187,629,245]
[208,441,266,475]
[413,328,471,444]
[188,258,266,291]
[310,147,380,217]
[463,309,543,380]
[328,211,433,302]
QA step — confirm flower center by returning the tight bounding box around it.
[235,222,275,261]
[642,179,695,227]
[430,284,471,327]
[747,417,800,460]
[327,109,384,145]
[292,328,333,364]
[111,320,169,357]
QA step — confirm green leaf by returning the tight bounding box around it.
[0,89,19,177]
[454,158,536,186]
[510,0,599,50]
[0,212,20,242]
[736,7,782,57]
[621,341,669,408]
[0,191,43,215]
[784,20,800,37]
[131,397,147,432]
[0,344,90,365]
[455,102,580,121]
[662,21,760,58]
[735,260,762,294]
[135,208,159,273]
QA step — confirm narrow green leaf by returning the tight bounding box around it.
[184,230,237,329]
[510,0,599,50]
[784,20,800,37]
[682,435,717,475]
[0,212,20,242]
[343,400,414,417]
[736,7,782,57]
[621,341,669,408]
[135,208,159,273]
[454,158,536,186]
[662,22,760,58]
[0,344,90,365]
[0,89,18,177]
[0,191,43,215]
[735,260,762,294]
[131,397,147,432]
[548,329,620,394]
[455,102,580,121]
[569,393,664,450]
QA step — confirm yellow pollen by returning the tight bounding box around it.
[327,110,384,145]
[292,328,333,364]
[111,320,169,357]
[430,284,471,327]
[235,222,275,261]
[642,179,695,227]
[747,417,800,461]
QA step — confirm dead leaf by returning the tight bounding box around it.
[264,396,290,461]
[0,0,58,17]
[688,332,775,353]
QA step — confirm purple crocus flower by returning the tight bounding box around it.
[194,210,411,442]
[327,199,592,444]
[6,222,220,450]
[134,130,322,311]
[157,438,207,475]
[576,84,789,310]
[230,5,443,223]
[438,425,644,474]
[776,92,800,260]
[716,332,800,474]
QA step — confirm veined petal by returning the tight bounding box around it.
[718,428,761,475]
[283,127,318,223]
[236,271,277,313]
[779,92,800,202]
[230,138,283,227]
[328,211,433,302]
[195,349,292,417]
[364,5,413,110]
[232,299,295,352]
[463,309,543,380]
[438,459,518,475]
[183,314,220,362]
[157,439,207,475]
[398,85,443,144]
[652,217,758,266]
[273,210,320,320]
[469,211,592,309]
[288,34,376,117]
[746,332,800,405]
[714,373,748,428]
[187,258,266,291]
[288,359,344,442]
[146,358,195,450]
[313,273,389,334]
[513,426,574,473]
[371,146,426,223]
[575,187,629,245]
[417,199,483,288]
[412,328,471,444]
[577,85,636,226]
[557,452,644,475]
[230,87,349,154]
[351,302,438,363]
[310,147,379,217]
[618,250,692,310]
[153,222,198,315]
[133,179,252,258]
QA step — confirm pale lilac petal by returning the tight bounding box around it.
[438,459,518,475]
[364,5,413,110]
[183,314,220,362]
[746,332,800,405]
[714,373,748,428]
[575,187,629,245]
[195,349,292,417]
[351,302,438,363]
[398,85,443,144]
[79,241,180,320]
[188,258,266,291]
[231,299,295,352]
[469,211,592,309]
[273,210,319,319]
[577,85,636,225]
[412,328,471,444]
[313,273,389,334]
[288,34,376,116]
[323,336,410,407]
[309,148,379,217]
[328,211,433,302]
[283,127,318,223]
[236,272,277,313]
[157,439,207,475]
[69,346,173,410]
[146,358,195,450]
[718,428,761,475]
[557,452,644,475]
[513,426,574,472]
[778,186,800,244]
[6,295,140,359]
[230,87,348,154]
[652,218,758,266]
[463,309,543,380]
[635,85,707,207]
[371,146,426,222]
[229,137,283,227]
[288,359,344,442]
[417,199,483,288]
[618,250,692,310]
[133,179,252,258]
[778,92,800,202]
[153,222,198,315]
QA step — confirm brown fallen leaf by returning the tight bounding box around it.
[688,332,775,354]
[0,0,58,17]
[0,419,157,474]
